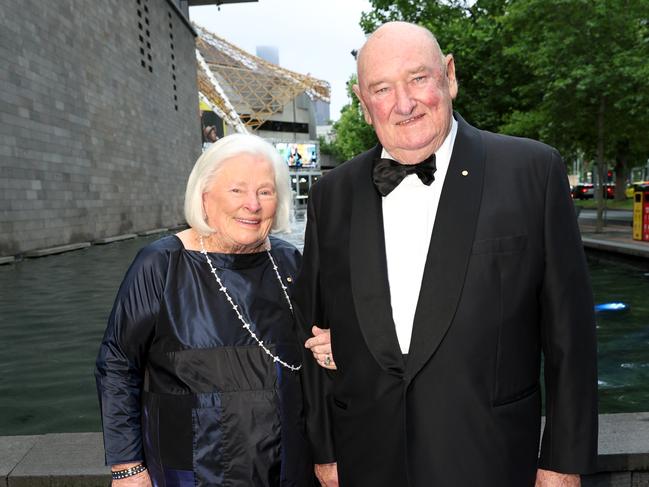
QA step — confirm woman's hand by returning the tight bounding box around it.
[111,463,152,487]
[305,326,337,370]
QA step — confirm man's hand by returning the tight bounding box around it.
[535,468,580,486]
[305,325,337,370]
[315,462,339,487]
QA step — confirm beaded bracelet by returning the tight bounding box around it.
[111,463,147,480]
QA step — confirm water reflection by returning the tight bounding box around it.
[0,212,647,435]
[589,257,649,413]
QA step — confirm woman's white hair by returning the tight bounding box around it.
[184,133,292,235]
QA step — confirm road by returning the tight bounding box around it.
[579,209,632,226]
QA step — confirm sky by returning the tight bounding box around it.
[188,0,373,122]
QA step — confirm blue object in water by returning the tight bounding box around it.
[595,302,628,312]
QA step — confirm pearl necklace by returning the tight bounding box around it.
[199,235,301,372]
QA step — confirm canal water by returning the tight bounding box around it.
[0,214,647,435]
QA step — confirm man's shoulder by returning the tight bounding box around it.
[473,128,564,184]
[478,128,559,160]
[479,129,555,153]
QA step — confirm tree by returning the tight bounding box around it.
[502,0,649,226]
[326,75,378,162]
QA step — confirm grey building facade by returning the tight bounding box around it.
[0,0,202,256]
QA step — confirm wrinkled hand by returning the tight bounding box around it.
[535,469,580,486]
[315,462,339,487]
[111,463,152,487]
[305,325,337,370]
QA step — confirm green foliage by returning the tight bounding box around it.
[574,198,633,211]
[330,0,649,177]
[317,135,336,157]
[326,76,378,163]
[360,0,469,33]
[501,0,649,166]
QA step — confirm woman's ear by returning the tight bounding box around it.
[201,192,209,222]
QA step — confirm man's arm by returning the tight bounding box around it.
[293,193,337,464]
[537,150,598,474]
[315,462,339,487]
[535,468,580,486]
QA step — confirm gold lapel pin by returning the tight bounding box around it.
[286,276,293,283]
[461,170,469,176]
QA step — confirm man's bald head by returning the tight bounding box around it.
[352,21,458,164]
[356,22,446,85]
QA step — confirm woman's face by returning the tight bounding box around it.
[202,153,278,253]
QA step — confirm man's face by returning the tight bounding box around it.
[353,26,457,164]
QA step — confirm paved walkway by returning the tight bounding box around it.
[1,413,648,486]
[578,215,649,261]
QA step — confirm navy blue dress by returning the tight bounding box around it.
[95,235,312,486]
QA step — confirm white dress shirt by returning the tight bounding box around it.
[382,118,458,353]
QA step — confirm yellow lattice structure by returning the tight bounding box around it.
[195,24,330,131]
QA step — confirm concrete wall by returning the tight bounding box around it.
[0,0,202,256]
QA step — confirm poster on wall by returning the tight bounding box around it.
[274,142,319,169]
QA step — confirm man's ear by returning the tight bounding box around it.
[352,84,373,125]
[445,54,458,100]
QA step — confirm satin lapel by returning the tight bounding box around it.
[406,114,486,381]
[350,145,405,376]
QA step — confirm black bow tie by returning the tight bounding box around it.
[372,153,437,196]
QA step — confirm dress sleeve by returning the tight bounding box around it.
[94,244,168,465]
[538,150,598,473]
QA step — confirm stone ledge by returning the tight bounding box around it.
[582,237,649,259]
[92,234,138,245]
[0,256,16,265]
[23,243,91,258]
[1,433,109,487]
[137,228,168,236]
[168,223,188,231]
[1,413,648,486]
[583,471,649,486]
[595,413,649,473]
[0,436,38,486]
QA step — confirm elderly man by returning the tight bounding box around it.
[297,21,597,487]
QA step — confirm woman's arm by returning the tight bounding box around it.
[95,244,167,466]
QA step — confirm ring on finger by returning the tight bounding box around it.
[324,354,332,366]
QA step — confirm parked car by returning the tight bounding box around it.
[572,183,594,199]
[572,183,615,200]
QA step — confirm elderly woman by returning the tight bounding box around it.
[95,134,315,486]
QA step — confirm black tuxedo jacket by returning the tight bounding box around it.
[294,114,598,487]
